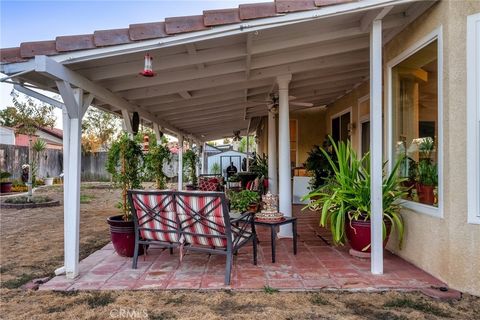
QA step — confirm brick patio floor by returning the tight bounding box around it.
[40,206,445,291]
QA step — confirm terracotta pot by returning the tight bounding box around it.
[0,182,12,193]
[248,203,259,213]
[417,184,435,205]
[346,217,392,252]
[107,215,144,257]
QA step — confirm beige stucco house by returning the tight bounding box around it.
[1,0,478,295]
[257,1,480,295]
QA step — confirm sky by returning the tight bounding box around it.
[0,0,267,128]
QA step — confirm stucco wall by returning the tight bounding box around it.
[311,1,480,295]
[383,0,480,296]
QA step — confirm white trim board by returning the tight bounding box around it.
[357,94,370,154]
[467,13,480,224]
[386,26,444,218]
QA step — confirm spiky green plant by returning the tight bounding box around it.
[302,137,407,249]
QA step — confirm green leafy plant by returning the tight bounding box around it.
[417,161,437,186]
[144,141,171,189]
[211,162,221,175]
[31,138,46,187]
[183,149,198,186]
[305,139,336,189]
[249,154,268,194]
[106,133,144,220]
[228,190,260,212]
[302,137,407,249]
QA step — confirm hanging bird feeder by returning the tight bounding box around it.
[140,53,154,77]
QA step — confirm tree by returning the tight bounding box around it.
[0,107,19,127]
[10,90,56,199]
[238,135,256,153]
[82,107,121,152]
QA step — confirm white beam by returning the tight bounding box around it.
[277,74,292,238]
[153,123,163,143]
[245,33,253,79]
[13,84,64,109]
[122,50,369,100]
[34,55,197,141]
[370,19,383,275]
[186,43,205,70]
[179,91,192,99]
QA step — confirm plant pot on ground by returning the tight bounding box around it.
[0,171,13,193]
[106,133,145,257]
[346,215,392,252]
[44,177,54,186]
[302,137,407,253]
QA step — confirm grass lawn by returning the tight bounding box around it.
[1,183,479,319]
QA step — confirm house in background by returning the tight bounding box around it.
[0,125,63,150]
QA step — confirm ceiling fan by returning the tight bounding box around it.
[248,93,314,109]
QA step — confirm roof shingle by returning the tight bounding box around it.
[1,0,357,64]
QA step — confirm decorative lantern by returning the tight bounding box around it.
[140,53,154,77]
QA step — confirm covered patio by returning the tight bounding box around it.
[1,0,439,289]
[40,206,444,291]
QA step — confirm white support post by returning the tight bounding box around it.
[178,136,184,190]
[277,74,293,238]
[58,84,84,279]
[202,142,207,174]
[267,105,278,194]
[370,19,384,275]
[246,135,250,172]
[121,109,133,135]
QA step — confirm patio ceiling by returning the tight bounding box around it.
[0,0,436,141]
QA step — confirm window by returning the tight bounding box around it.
[467,13,480,224]
[388,28,443,217]
[331,110,351,144]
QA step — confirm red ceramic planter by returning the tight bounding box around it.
[346,218,392,252]
[107,215,144,257]
[0,182,12,193]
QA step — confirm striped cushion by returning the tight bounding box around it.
[131,193,181,243]
[176,193,228,247]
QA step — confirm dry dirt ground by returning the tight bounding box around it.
[1,183,479,320]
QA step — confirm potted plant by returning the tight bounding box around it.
[144,141,171,190]
[416,137,437,205]
[0,171,13,193]
[228,190,260,214]
[417,161,437,205]
[305,138,335,190]
[106,133,145,257]
[44,172,54,186]
[183,149,198,190]
[303,137,407,253]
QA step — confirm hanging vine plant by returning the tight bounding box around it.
[145,142,171,190]
[106,133,144,221]
[183,149,198,186]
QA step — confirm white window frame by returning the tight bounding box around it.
[467,13,480,225]
[330,107,352,141]
[387,26,444,218]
